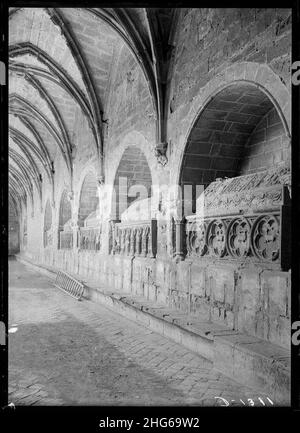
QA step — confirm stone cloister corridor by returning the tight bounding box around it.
[8,7,291,406]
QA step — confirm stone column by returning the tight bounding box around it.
[148,219,157,258]
[141,227,147,257]
[52,223,60,251]
[104,219,120,255]
[72,222,80,251]
[135,229,139,256]
[130,229,135,256]
[125,229,131,255]
[66,191,77,252]
[174,218,185,261]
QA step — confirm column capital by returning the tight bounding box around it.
[174,217,186,226]
[174,217,186,261]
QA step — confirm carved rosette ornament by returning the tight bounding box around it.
[226,218,251,258]
[251,215,280,261]
[187,220,207,257]
[207,219,227,258]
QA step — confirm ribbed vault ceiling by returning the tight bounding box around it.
[8,7,177,216]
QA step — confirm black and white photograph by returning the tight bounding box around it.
[1,1,300,424]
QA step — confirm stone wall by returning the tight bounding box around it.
[9,201,19,255]
[26,246,289,350]
[106,44,156,149]
[168,8,291,188]
[169,8,291,116]
[240,107,289,174]
[44,199,52,231]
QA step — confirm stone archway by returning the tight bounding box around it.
[169,63,291,219]
[178,82,290,216]
[58,189,72,249]
[111,145,153,220]
[105,132,157,221]
[171,62,291,192]
[78,172,99,227]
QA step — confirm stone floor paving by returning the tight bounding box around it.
[8,259,275,406]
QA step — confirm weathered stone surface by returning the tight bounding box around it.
[213,332,290,405]
[9,7,291,403]
[238,269,262,338]
[16,255,290,404]
[190,264,206,297]
[261,270,290,349]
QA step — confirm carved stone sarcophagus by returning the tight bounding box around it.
[112,198,157,258]
[113,219,157,258]
[186,165,291,270]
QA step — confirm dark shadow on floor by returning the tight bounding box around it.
[9,319,186,406]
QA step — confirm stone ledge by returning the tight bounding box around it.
[214,333,290,405]
[16,255,57,281]
[15,254,290,405]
